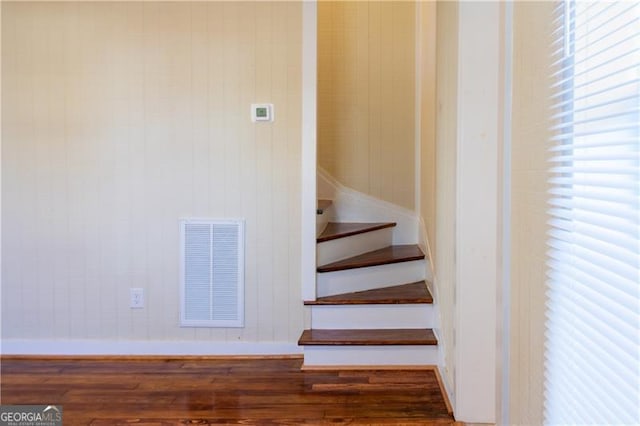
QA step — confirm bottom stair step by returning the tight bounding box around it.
[298,329,437,346]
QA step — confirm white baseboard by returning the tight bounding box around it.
[0,339,302,356]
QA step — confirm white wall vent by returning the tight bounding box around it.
[180,219,245,327]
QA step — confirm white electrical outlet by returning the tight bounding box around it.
[130,288,144,309]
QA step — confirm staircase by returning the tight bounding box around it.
[298,200,437,367]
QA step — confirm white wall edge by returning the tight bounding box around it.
[317,167,419,245]
[454,1,501,422]
[498,1,514,425]
[0,340,302,356]
[301,0,318,302]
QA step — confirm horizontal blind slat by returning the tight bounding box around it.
[544,319,639,422]
[544,1,640,424]
[548,176,640,191]
[548,136,638,151]
[551,93,640,120]
[548,187,639,207]
[550,14,640,69]
[549,76,639,103]
[551,48,640,88]
[548,197,639,221]
[550,107,640,132]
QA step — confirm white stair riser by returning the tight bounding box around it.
[316,260,425,297]
[311,304,433,329]
[302,345,438,366]
[317,227,393,265]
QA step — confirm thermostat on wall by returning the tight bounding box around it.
[251,103,274,122]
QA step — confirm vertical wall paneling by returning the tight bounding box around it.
[0,0,2,340]
[317,1,416,211]
[286,1,303,341]
[508,2,554,424]
[300,0,316,312]
[499,2,513,423]
[270,2,289,343]
[418,2,437,257]
[255,1,273,342]
[433,0,458,403]
[204,3,228,343]
[1,2,303,349]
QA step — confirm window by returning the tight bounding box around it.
[545,1,640,424]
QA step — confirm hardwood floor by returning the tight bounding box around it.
[0,356,455,425]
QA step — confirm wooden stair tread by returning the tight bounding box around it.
[317,245,425,273]
[317,222,396,243]
[317,199,332,214]
[298,329,437,346]
[304,281,432,305]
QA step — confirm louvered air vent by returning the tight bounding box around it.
[180,219,245,327]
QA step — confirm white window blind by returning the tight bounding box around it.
[545,1,640,425]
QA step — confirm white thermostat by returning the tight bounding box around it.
[251,103,274,122]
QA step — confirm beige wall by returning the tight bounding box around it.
[317,0,416,210]
[1,2,303,344]
[433,0,458,392]
[509,2,554,423]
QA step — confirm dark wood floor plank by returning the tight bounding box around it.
[0,389,69,401]
[61,391,176,404]
[0,376,49,385]
[305,281,433,305]
[317,222,396,242]
[170,392,348,406]
[324,404,453,420]
[312,383,431,392]
[317,245,425,272]
[0,357,454,424]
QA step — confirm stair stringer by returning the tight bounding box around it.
[304,169,441,368]
[318,167,419,245]
[419,216,453,407]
